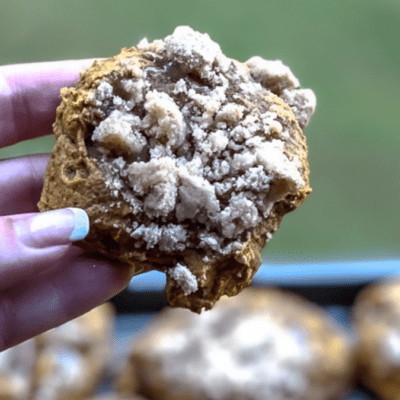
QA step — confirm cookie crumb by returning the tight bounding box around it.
[168,263,198,296]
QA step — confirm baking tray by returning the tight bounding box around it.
[106,260,400,400]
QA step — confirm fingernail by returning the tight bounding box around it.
[15,208,89,248]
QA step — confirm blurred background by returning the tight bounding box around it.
[0,0,399,265]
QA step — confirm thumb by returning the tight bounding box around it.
[12,208,89,249]
[0,208,89,288]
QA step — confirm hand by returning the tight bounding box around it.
[0,60,134,351]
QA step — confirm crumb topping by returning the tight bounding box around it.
[168,263,199,296]
[245,56,300,94]
[280,88,317,129]
[83,26,314,263]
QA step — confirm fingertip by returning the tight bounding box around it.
[14,208,89,249]
[66,208,90,241]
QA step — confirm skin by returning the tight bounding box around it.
[0,59,134,351]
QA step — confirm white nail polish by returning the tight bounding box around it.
[67,208,90,241]
[16,208,90,248]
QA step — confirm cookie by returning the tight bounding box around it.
[31,303,114,400]
[38,26,315,312]
[0,338,36,400]
[119,288,354,400]
[353,279,400,400]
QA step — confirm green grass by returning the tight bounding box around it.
[1,0,399,263]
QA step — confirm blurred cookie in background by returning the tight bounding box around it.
[0,338,37,400]
[118,287,355,400]
[0,303,115,400]
[31,302,115,400]
[353,278,400,400]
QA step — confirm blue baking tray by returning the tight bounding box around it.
[106,260,400,400]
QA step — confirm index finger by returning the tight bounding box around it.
[0,59,98,149]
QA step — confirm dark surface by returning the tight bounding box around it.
[113,260,400,312]
[111,289,168,313]
[111,283,365,312]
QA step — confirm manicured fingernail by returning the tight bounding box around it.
[67,208,90,241]
[15,208,89,248]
